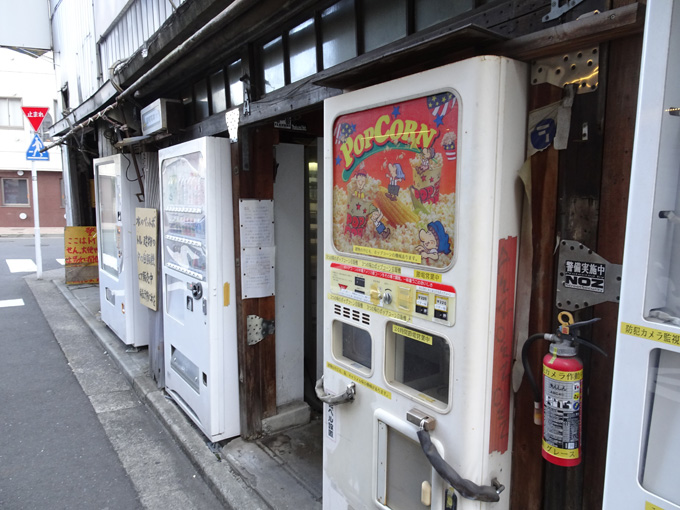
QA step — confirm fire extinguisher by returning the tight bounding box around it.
[521,311,606,467]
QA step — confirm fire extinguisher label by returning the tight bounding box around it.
[543,367,582,460]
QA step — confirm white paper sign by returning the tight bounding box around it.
[241,246,276,299]
[239,199,276,299]
[239,199,275,248]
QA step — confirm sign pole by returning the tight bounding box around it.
[31,156,43,279]
[21,107,50,280]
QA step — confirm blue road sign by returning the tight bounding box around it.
[26,134,49,161]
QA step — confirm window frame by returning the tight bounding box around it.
[1,177,31,206]
[0,97,24,130]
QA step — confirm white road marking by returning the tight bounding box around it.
[0,299,25,308]
[6,259,38,273]
[57,258,65,265]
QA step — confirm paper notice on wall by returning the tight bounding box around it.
[239,199,274,248]
[241,246,275,299]
[135,208,158,311]
[239,199,275,299]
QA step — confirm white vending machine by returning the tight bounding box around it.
[320,56,527,509]
[603,1,680,508]
[158,136,240,442]
[94,153,155,347]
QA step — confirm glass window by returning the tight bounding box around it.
[210,70,227,113]
[332,320,372,373]
[321,0,357,69]
[96,162,120,278]
[194,78,209,121]
[1,178,29,205]
[181,86,194,126]
[227,60,244,106]
[385,322,451,408]
[640,349,680,504]
[414,0,474,31]
[363,0,407,53]
[289,18,317,83]
[38,112,54,142]
[161,152,207,279]
[263,36,285,93]
[0,98,23,128]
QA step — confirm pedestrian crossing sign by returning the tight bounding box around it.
[26,134,49,161]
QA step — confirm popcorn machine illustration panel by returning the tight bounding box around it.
[332,93,458,269]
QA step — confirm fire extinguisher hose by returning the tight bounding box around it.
[521,333,550,424]
[417,428,504,502]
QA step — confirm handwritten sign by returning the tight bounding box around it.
[65,226,98,285]
[135,208,158,311]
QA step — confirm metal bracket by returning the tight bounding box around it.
[556,240,622,311]
[247,315,275,345]
[531,47,599,94]
[542,0,585,22]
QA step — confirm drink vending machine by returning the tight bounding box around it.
[93,153,156,347]
[319,56,527,510]
[603,0,680,508]
[158,136,240,441]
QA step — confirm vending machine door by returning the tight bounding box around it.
[159,136,240,442]
[321,56,527,510]
[603,1,680,509]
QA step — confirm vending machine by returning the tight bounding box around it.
[94,153,155,347]
[320,56,527,509]
[158,136,240,442]
[603,1,680,508]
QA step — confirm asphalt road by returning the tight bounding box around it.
[0,236,225,510]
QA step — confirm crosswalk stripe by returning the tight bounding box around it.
[0,299,25,308]
[6,259,38,273]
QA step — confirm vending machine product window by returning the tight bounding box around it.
[385,322,451,409]
[160,151,207,279]
[96,162,120,278]
[639,348,680,504]
[332,320,373,373]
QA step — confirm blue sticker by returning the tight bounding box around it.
[530,118,556,151]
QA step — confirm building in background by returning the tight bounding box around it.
[0,48,64,230]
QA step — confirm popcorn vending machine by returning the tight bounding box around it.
[320,56,527,509]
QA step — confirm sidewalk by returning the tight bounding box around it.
[0,226,66,237]
[30,268,322,510]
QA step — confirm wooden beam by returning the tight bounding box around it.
[239,82,341,128]
[489,3,645,61]
[511,83,563,510]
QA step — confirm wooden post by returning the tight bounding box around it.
[232,126,279,438]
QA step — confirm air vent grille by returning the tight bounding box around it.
[334,304,370,326]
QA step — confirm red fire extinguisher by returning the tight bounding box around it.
[521,311,606,467]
